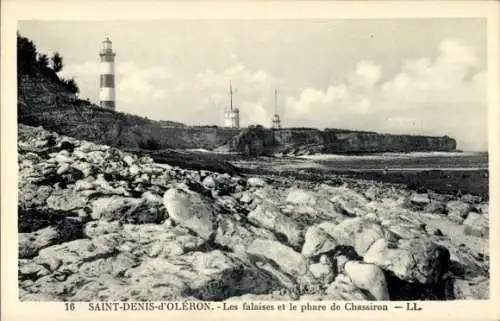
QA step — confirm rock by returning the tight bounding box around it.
[46,189,89,212]
[246,239,308,277]
[19,226,59,259]
[202,176,217,189]
[286,188,317,206]
[247,177,266,188]
[309,262,334,285]
[425,226,444,236]
[91,196,166,224]
[424,201,446,214]
[463,212,489,238]
[446,200,471,224]
[301,224,338,258]
[343,261,389,300]
[324,185,369,217]
[19,184,53,210]
[163,187,216,240]
[325,274,372,300]
[460,194,482,204]
[84,220,122,238]
[119,224,205,258]
[451,277,489,299]
[35,234,119,273]
[19,260,50,280]
[215,217,277,252]
[123,250,278,301]
[247,202,304,249]
[363,238,450,284]
[409,193,430,209]
[328,218,385,256]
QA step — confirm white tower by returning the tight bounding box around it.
[224,82,240,128]
[272,89,281,129]
[99,37,116,110]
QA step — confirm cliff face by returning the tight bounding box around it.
[227,127,456,156]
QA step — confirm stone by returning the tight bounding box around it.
[328,218,385,257]
[301,224,338,258]
[19,184,53,210]
[343,261,390,300]
[91,196,166,224]
[19,226,59,259]
[84,220,123,238]
[325,274,371,300]
[446,200,471,224]
[215,216,277,253]
[202,176,217,189]
[309,262,335,285]
[363,238,450,284]
[410,193,430,208]
[460,194,482,204]
[163,187,216,240]
[247,202,304,249]
[246,239,308,276]
[35,234,119,273]
[286,188,317,206]
[123,250,277,301]
[424,201,446,214]
[247,177,266,188]
[463,212,489,238]
[46,189,89,212]
[325,185,369,217]
[451,277,489,299]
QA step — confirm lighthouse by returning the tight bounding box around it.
[99,37,116,110]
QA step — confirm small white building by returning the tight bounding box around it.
[223,82,240,128]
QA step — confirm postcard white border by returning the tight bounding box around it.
[2,1,499,321]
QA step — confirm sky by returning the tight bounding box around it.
[19,19,487,151]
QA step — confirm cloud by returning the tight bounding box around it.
[349,60,382,88]
[284,38,487,150]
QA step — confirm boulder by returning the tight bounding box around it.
[286,188,317,206]
[450,277,489,300]
[46,189,89,212]
[343,261,390,300]
[215,216,277,253]
[363,238,450,284]
[91,196,166,224]
[463,212,489,238]
[301,224,338,258]
[424,201,446,214]
[247,202,304,249]
[123,250,278,301]
[247,177,267,188]
[325,274,372,300]
[446,200,471,224]
[84,220,123,238]
[409,193,430,209]
[309,261,335,285]
[201,176,217,189]
[34,234,119,273]
[163,187,216,240]
[246,239,308,277]
[328,218,385,256]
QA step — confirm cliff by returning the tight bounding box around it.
[227,127,456,156]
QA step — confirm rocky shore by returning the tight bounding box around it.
[18,124,489,301]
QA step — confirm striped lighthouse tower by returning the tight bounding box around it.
[99,37,116,110]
